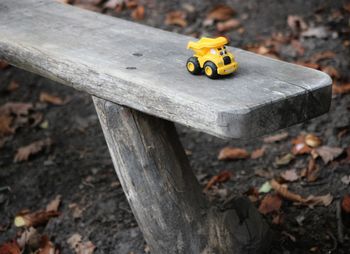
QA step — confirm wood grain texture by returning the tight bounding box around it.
[93,97,271,254]
[0,0,332,139]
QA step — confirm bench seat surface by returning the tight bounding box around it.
[0,0,332,138]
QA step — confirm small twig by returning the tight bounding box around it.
[327,230,338,253]
[300,180,328,187]
[336,200,344,244]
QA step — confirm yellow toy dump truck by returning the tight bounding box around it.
[186,37,238,79]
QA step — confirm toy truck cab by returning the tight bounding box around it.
[186,37,238,79]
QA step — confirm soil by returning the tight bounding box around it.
[1,0,350,253]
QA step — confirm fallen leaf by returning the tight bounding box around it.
[125,0,138,9]
[287,15,308,32]
[258,194,282,215]
[342,194,350,213]
[165,11,187,27]
[216,18,240,32]
[295,61,320,69]
[104,0,122,10]
[314,146,344,164]
[0,102,33,116]
[259,181,272,193]
[69,203,84,219]
[46,195,61,212]
[218,147,249,160]
[275,153,294,166]
[270,179,333,207]
[67,234,95,254]
[272,213,284,225]
[305,158,320,182]
[206,4,235,22]
[301,26,329,38]
[254,168,274,179]
[291,39,305,56]
[280,169,299,182]
[304,134,322,148]
[14,210,59,227]
[204,170,232,191]
[14,138,52,162]
[310,51,336,63]
[0,241,21,254]
[131,5,145,20]
[263,132,288,143]
[251,147,265,159]
[333,83,350,95]
[38,235,57,254]
[17,227,40,250]
[321,66,340,79]
[0,60,9,69]
[39,92,65,105]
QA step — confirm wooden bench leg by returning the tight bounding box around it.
[93,96,271,254]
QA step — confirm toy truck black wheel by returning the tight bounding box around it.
[204,61,219,79]
[186,57,201,75]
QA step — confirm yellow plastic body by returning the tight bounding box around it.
[187,37,238,76]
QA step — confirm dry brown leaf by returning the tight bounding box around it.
[342,194,350,213]
[287,15,308,32]
[38,235,58,254]
[206,4,235,22]
[131,5,145,20]
[204,170,232,191]
[251,147,265,159]
[321,66,340,79]
[270,179,304,203]
[14,138,52,162]
[305,134,322,148]
[165,11,187,27]
[0,115,14,136]
[218,147,249,160]
[67,234,95,254]
[0,60,9,69]
[280,169,299,182]
[305,158,320,182]
[0,241,21,254]
[46,195,61,212]
[39,92,65,105]
[104,0,122,10]
[258,194,282,215]
[17,227,40,250]
[216,18,240,32]
[270,179,333,207]
[295,61,320,69]
[125,0,138,9]
[0,102,33,116]
[272,213,284,225]
[254,168,274,179]
[333,83,350,95]
[14,210,59,228]
[263,132,288,143]
[310,51,336,63]
[314,146,344,164]
[69,203,84,219]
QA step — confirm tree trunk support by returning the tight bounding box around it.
[93,96,271,254]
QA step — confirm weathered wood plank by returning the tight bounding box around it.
[0,0,332,138]
[93,97,271,253]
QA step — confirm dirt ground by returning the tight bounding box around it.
[1,0,350,253]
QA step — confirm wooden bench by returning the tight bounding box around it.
[0,0,332,253]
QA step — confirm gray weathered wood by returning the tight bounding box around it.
[93,96,271,253]
[0,0,332,139]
